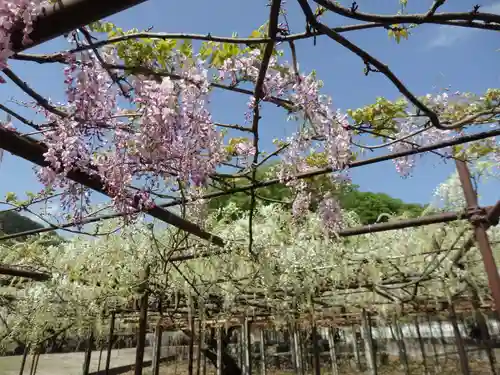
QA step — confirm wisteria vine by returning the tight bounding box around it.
[0,1,498,245]
[0,169,498,349]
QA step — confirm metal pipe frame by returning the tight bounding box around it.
[455,159,500,314]
[1,0,500,322]
[1,127,499,246]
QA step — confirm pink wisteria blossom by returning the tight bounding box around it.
[318,194,343,233]
[7,30,352,226]
[0,0,44,72]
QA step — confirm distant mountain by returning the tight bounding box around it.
[0,211,64,244]
[0,210,45,236]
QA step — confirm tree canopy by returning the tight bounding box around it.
[0,211,44,236]
[208,163,425,224]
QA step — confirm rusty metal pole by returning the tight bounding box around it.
[455,159,500,314]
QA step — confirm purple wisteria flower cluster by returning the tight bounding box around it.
[0,0,43,76]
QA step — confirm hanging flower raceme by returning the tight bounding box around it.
[386,92,496,177]
[33,39,352,228]
[318,193,343,233]
[292,190,311,218]
[36,50,227,218]
[0,0,43,77]
[219,50,352,175]
[219,50,351,231]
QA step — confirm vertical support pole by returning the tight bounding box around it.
[82,330,93,375]
[18,344,30,375]
[202,324,207,375]
[217,326,223,375]
[105,311,115,375]
[361,309,377,375]
[197,299,205,375]
[351,325,361,370]
[29,351,36,375]
[97,345,103,373]
[241,316,252,375]
[288,326,295,372]
[391,317,410,375]
[29,349,39,375]
[470,291,497,375]
[196,319,203,375]
[134,267,150,375]
[449,303,470,375]
[34,353,40,375]
[188,294,195,375]
[292,324,304,375]
[414,316,429,375]
[152,320,163,375]
[437,317,448,362]
[425,312,440,370]
[259,328,267,375]
[456,159,500,314]
[311,323,321,375]
[327,327,339,375]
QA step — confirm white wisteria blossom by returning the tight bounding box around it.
[0,171,498,350]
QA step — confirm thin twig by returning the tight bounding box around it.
[78,27,131,97]
[0,103,41,131]
[107,63,294,109]
[214,123,253,132]
[312,0,500,27]
[2,68,67,118]
[297,0,443,130]
[65,23,386,54]
[426,0,447,18]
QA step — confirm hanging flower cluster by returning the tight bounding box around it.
[2,170,497,346]
[219,49,350,225]
[38,50,226,216]
[220,50,351,172]
[388,91,500,176]
[29,40,353,226]
[0,0,43,76]
[388,93,458,176]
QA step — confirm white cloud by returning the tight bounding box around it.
[428,2,500,48]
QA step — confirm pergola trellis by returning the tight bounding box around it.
[0,0,499,316]
[0,1,499,374]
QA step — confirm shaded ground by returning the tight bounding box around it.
[0,348,150,375]
[1,349,495,375]
[144,359,493,375]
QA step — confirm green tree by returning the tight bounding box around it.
[339,187,425,224]
[208,162,424,224]
[0,211,63,244]
[0,211,44,235]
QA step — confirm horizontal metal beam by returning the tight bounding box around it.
[1,129,499,243]
[166,204,496,261]
[187,128,500,204]
[0,127,224,247]
[11,0,149,53]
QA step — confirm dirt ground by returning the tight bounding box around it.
[127,358,495,375]
[0,350,495,375]
[0,348,147,375]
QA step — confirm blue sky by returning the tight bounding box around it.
[0,0,499,224]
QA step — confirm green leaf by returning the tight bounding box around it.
[5,192,17,203]
[180,40,193,58]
